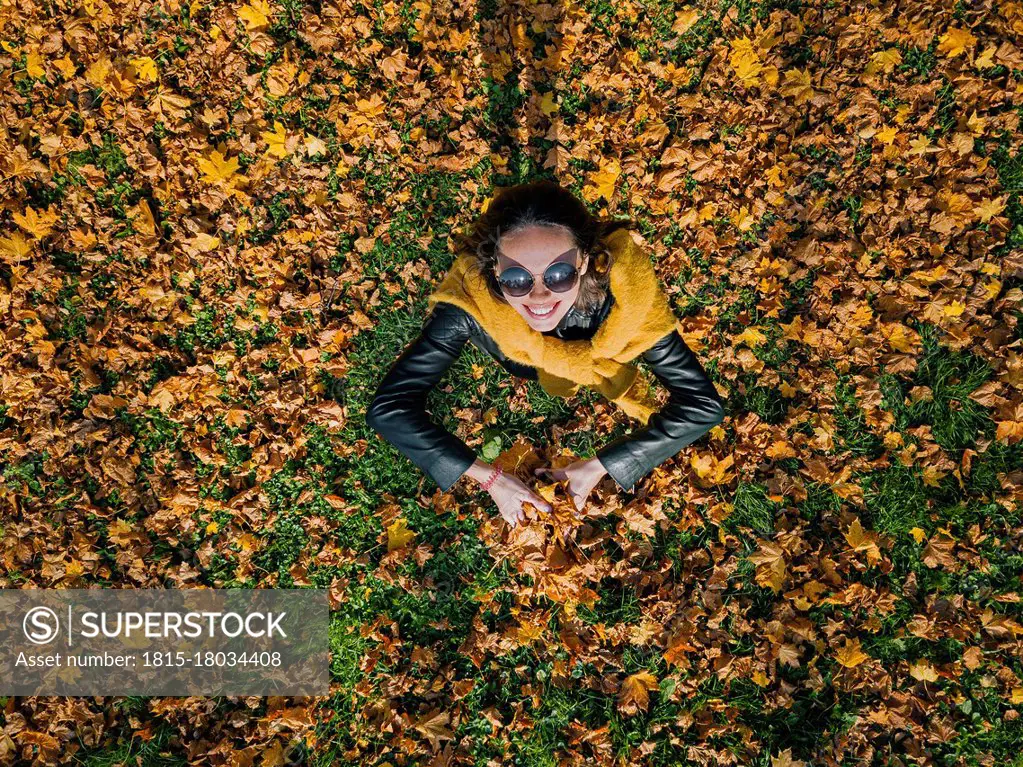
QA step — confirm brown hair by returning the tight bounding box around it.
[451,180,635,314]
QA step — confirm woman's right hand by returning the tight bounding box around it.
[465,459,551,526]
[486,472,552,527]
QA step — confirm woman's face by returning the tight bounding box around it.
[495,224,589,332]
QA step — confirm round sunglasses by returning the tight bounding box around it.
[496,254,580,298]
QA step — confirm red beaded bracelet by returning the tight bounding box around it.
[480,466,502,491]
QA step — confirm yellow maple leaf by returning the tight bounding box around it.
[894,104,913,125]
[909,659,940,682]
[766,440,797,459]
[880,321,920,353]
[386,517,416,552]
[13,205,59,239]
[875,125,898,144]
[938,27,976,58]
[996,416,1023,444]
[0,230,35,262]
[764,163,786,188]
[943,300,966,318]
[907,134,938,156]
[130,56,159,82]
[834,636,870,668]
[536,483,557,503]
[197,148,244,189]
[672,8,701,36]
[107,519,134,546]
[736,326,767,348]
[266,59,298,98]
[236,215,252,239]
[189,232,221,253]
[732,205,755,231]
[585,158,621,203]
[238,0,273,30]
[304,133,328,157]
[729,37,762,84]
[865,48,902,75]
[128,202,154,242]
[85,55,112,90]
[772,748,806,767]
[696,202,717,222]
[413,708,454,750]
[82,0,112,19]
[25,50,45,79]
[975,45,997,70]
[152,87,192,121]
[780,68,813,105]
[690,452,735,486]
[538,91,558,116]
[965,110,986,136]
[516,619,545,644]
[975,195,1006,223]
[54,54,76,80]
[263,120,291,159]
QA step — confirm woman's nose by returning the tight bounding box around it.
[529,278,552,299]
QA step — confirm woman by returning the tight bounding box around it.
[366,180,725,527]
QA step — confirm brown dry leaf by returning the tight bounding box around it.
[748,539,787,593]
[962,646,984,670]
[413,708,454,750]
[844,518,882,566]
[617,671,659,716]
[922,532,958,570]
[494,438,544,476]
[772,748,806,767]
[777,643,802,668]
[83,393,129,420]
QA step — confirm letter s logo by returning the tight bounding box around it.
[23,607,59,645]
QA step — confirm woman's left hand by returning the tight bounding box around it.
[535,457,608,514]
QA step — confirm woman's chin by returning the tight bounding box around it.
[520,302,564,329]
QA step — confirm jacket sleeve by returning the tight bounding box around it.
[596,330,726,492]
[365,302,479,492]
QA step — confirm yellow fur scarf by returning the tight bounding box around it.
[426,228,680,424]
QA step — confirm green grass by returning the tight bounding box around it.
[833,375,885,458]
[71,724,186,767]
[862,462,929,538]
[725,481,778,537]
[907,324,996,452]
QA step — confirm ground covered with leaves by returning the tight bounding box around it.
[1,0,1023,764]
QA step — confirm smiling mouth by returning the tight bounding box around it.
[524,302,560,319]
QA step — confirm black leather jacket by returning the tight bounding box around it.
[366,290,726,494]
